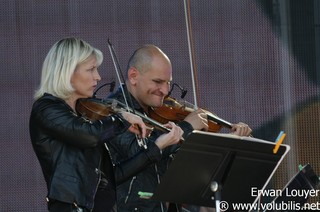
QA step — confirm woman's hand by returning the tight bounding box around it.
[155,122,184,149]
[120,111,147,138]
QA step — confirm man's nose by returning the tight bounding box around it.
[161,84,170,95]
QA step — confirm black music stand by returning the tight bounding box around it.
[152,131,290,211]
[272,164,319,206]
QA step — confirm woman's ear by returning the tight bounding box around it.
[128,67,139,85]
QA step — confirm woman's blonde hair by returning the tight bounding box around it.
[34,37,103,100]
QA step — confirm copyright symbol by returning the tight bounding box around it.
[218,201,229,211]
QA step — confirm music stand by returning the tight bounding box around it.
[152,131,290,211]
[272,164,319,206]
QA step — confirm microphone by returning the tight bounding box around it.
[93,81,116,98]
[168,83,188,99]
[110,81,116,92]
[181,89,187,99]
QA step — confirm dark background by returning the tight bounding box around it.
[0,0,319,211]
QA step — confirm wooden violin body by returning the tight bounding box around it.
[76,97,174,134]
[76,98,115,121]
[148,96,232,133]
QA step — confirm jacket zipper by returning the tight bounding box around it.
[90,159,102,211]
[125,176,136,203]
[155,164,165,212]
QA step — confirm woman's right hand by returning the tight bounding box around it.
[154,122,184,150]
[120,111,147,138]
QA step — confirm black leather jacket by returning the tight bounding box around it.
[29,94,163,210]
[107,87,194,212]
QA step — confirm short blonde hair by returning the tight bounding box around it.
[34,37,103,100]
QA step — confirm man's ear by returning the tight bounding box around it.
[128,67,139,85]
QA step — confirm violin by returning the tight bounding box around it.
[76,97,172,134]
[76,97,117,121]
[148,96,233,133]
